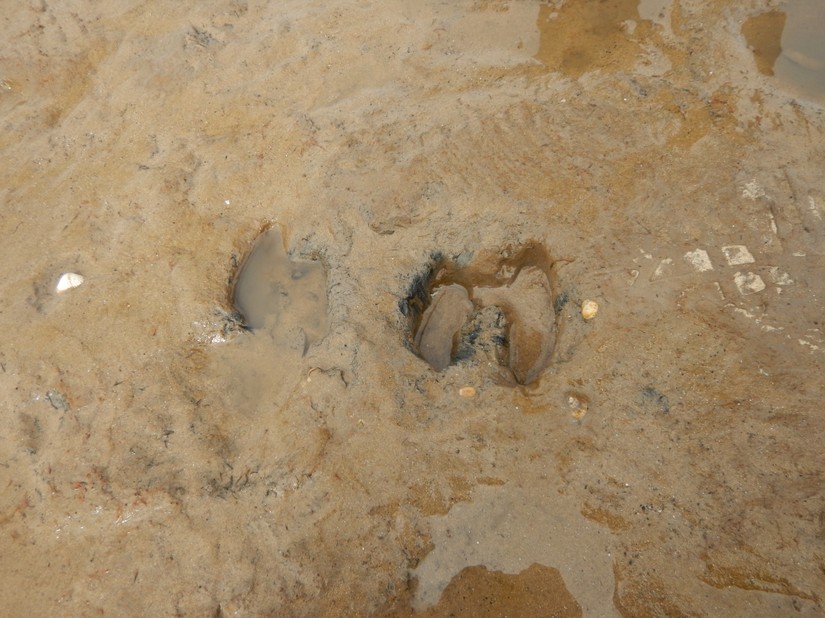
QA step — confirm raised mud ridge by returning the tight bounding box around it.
[401,242,559,385]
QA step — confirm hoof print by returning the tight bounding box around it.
[232,225,329,350]
[401,242,559,385]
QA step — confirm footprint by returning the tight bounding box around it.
[233,226,329,352]
[402,242,559,385]
[473,266,556,385]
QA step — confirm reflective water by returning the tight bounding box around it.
[742,11,787,77]
[743,0,825,103]
[535,0,640,77]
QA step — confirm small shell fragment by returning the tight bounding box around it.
[581,299,599,320]
[459,386,477,398]
[567,392,589,419]
[56,272,85,293]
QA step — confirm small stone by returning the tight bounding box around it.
[56,272,85,293]
[581,299,598,320]
[459,386,476,398]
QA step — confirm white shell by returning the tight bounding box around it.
[581,299,599,320]
[56,272,85,293]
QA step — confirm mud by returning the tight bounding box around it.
[414,284,472,372]
[233,225,328,346]
[2,0,825,616]
[407,242,557,384]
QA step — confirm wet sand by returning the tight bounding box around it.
[1,1,824,615]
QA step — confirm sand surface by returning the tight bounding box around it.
[2,0,824,615]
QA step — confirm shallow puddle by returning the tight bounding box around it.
[233,226,328,352]
[535,0,641,77]
[203,226,329,421]
[415,564,582,618]
[742,11,787,77]
[743,0,825,103]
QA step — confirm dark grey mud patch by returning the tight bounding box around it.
[400,242,559,386]
[638,386,670,414]
[232,225,329,352]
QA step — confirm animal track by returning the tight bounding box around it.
[401,242,559,385]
